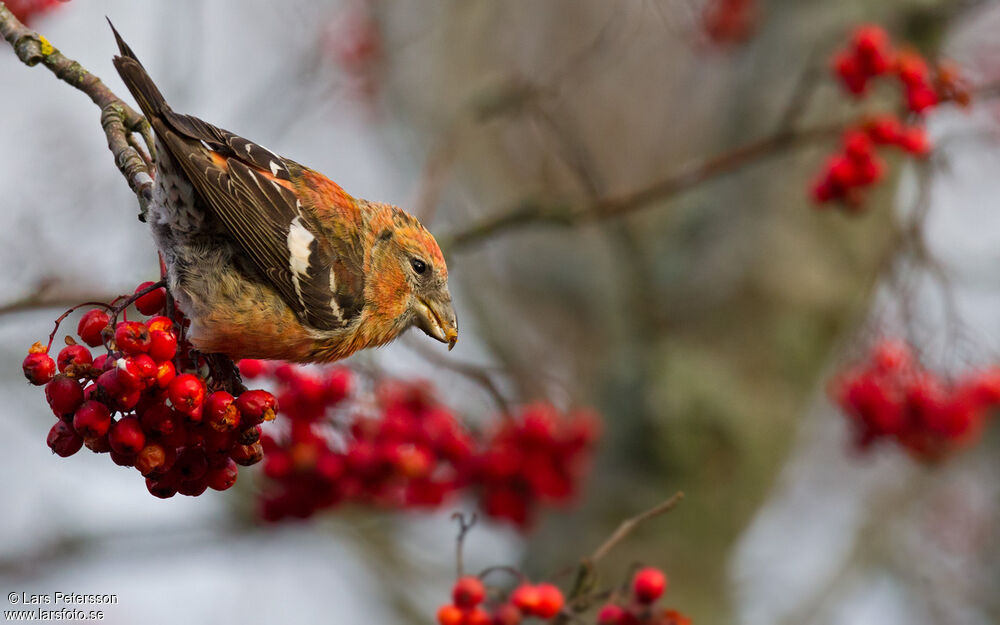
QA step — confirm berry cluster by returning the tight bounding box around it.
[811,25,970,208]
[24,282,274,498]
[437,576,565,625]
[255,366,476,521]
[435,567,689,625]
[4,0,62,26]
[830,340,1000,461]
[245,361,599,527]
[597,568,689,625]
[474,404,599,527]
[701,0,757,47]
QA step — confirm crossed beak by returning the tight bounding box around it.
[415,293,458,350]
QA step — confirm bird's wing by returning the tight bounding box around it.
[153,114,365,331]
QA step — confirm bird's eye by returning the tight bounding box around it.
[410,258,427,275]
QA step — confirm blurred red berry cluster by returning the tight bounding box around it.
[322,0,382,106]
[475,404,599,527]
[4,0,62,25]
[831,339,1000,461]
[24,282,275,498]
[701,0,757,48]
[437,576,565,625]
[244,361,599,527]
[812,25,970,208]
[435,566,689,625]
[596,567,689,625]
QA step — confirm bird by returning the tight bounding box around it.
[108,23,457,363]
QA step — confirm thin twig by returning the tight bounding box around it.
[0,3,154,211]
[554,492,684,624]
[451,512,478,578]
[589,491,684,563]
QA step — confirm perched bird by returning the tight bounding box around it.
[109,24,457,363]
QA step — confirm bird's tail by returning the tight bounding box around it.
[108,19,170,122]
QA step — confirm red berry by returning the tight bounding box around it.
[865,115,903,145]
[84,434,112,454]
[833,51,867,95]
[533,583,564,619]
[168,374,206,416]
[205,391,239,432]
[56,344,92,374]
[146,475,178,499]
[114,321,152,354]
[72,400,112,439]
[464,608,492,625]
[45,374,84,416]
[206,458,239,491]
[843,130,874,162]
[134,281,166,315]
[235,389,277,426]
[436,605,463,625]
[77,309,110,347]
[452,576,486,609]
[155,360,177,389]
[47,420,83,457]
[326,367,353,403]
[178,477,209,497]
[493,604,523,625]
[110,449,136,467]
[23,351,56,385]
[632,567,667,603]
[135,443,175,477]
[109,416,146,455]
[148,330,177,362]
[146,316,174,333]
[237,359,266,379]
[899,125,931,157]
[511,585,541,614]
[231,441,264,466]
[662,609,692,625]
[597,604,629,625]
[175,447,209,481]
[906,84,938,114]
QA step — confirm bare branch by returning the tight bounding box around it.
[0,3,154,211]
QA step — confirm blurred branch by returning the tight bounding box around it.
[443,122,842,251]
[451,512,478,578]
[444,77,1000,253]
[0,279,118,317]
[403,335,512,414]
[0,4,154,211]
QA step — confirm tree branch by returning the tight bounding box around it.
[0,3,154,212]
[442,123,842,252]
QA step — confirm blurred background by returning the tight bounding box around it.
[2,1,1000,623]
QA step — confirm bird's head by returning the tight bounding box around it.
[366,205,458,350]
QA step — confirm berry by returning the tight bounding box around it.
[511,585,541,614]
[237,358,266,379]
[598,604,630,625]
[45,374,84,416]
[464,608,491,625]
[57,344,93,374]
[77,309,110,347]
[235,389,277,426]
[206,459,239,491]
[135,443,174,477]
[148,329,177,362]
[206,391,239,432]
[436,605,463,625]
[109,416,146,455]
[168,374,206,416]
[633,567,667,603]
[533,584,564,619]
[146,475,178,499]
[231,442,264,466]
[493,604,523,625]
[23,350,56,385]
[134,281,166,315]
[47,421,83,457]
[452,576,486,609]
[72,400,112,439]
[114,321,152,354]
